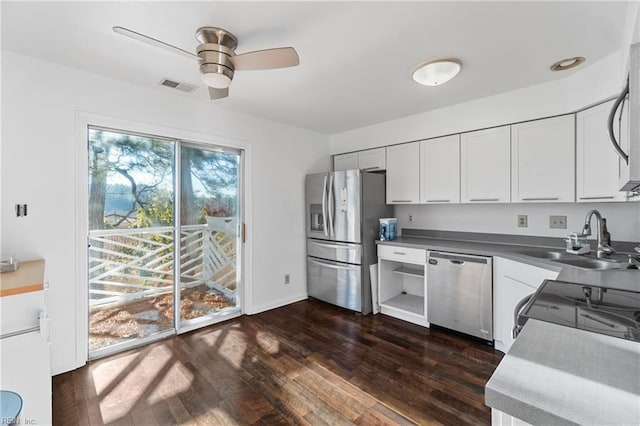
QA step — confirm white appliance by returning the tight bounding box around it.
[305,170,391,314]
[609,42,640,193]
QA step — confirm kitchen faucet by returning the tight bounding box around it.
[581,209,615,258]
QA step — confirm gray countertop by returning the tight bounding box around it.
[376,234,640,424]
[486,320,640,426]
[377,236,640,291]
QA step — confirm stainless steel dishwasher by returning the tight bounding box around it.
[427,251,493,341]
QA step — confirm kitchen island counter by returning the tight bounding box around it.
[485,319,640,426]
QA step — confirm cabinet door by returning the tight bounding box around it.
[333,153,358,171]
[511,115,575,203]
[386,142,420,204]
[358,147,386,171]
[420,135,460,204]
[493,257,558,353]
[577,100,628,202]
[461,126,511,203]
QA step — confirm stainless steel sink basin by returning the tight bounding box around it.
[516,249,564,259]
[550,257,623,270]
[516,249,634,270]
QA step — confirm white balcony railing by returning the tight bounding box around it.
[88,221,238,308]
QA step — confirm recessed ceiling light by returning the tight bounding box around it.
[550,56,585,71]
[411,58,462,86]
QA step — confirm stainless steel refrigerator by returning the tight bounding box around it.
[305,170,391,314]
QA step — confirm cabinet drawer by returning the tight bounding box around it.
[378,245,426,263]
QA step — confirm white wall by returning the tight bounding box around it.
[329,50,625,154]
[0,51,330,374]
[329,48,640,244]
[395,203,640,243]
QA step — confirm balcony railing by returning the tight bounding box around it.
[88,221,238,308]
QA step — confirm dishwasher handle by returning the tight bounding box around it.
[428,251,491,264]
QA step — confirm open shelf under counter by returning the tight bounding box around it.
[382,293,424,315]
[392,266,424,278]
[380,293,428,327]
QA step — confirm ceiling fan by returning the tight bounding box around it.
[113,26,299,99]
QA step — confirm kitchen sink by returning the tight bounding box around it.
[550,257,624,270]
[516,249,636,270]
[515,249,564,259]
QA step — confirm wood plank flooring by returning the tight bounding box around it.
[52,299,503,425]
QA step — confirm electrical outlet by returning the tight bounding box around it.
[517,214,528,228]
[15,204,27,217]
[409,215,413,222]
[284,274,290,285]
[549,215,567,229]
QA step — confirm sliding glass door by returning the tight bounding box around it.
[178,144,242,329]
[87,127,242,357]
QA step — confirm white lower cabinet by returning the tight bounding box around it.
[377,245,428,326]
[0,291,52,425]
[493,257,558,353]
[491,408,532,426]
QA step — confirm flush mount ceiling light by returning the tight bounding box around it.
[550,56,585,71]
[411,58,462,86]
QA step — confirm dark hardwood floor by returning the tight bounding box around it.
[53,299,503,425]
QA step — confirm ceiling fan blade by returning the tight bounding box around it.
[230,47,299,71]
[113,26,200,61]
[209,87,229,100]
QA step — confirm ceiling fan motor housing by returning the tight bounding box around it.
[196,27,238,88]
[198,45,235,84]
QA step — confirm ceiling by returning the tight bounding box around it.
[1,1,633,134]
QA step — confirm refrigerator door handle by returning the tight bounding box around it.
[321,175,328,236]
[310,241,357,249]
[308,257,354,271]
[328,174,335,237]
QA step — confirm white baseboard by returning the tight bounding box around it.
[248,293,308,315]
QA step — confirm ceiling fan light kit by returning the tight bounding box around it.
[112,25,299,99]
[412,58,462,86]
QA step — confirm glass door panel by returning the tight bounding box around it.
[179,144,242,327]
[87,127,175,355]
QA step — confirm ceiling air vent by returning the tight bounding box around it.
[159,78,197,93]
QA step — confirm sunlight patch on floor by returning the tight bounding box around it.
[145,360,195,405]
[256,331,280,355]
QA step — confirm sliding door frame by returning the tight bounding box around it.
[75,112,253,367]
[175,140,245,335]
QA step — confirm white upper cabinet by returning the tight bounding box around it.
[460,126,511,203]
[333,152,358,171]
[357,147,386,171]
[511,115,575,203]
[333,148,386,171]
[420,135,460,204]
[577,100,628,202]
[386,142,420,204]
